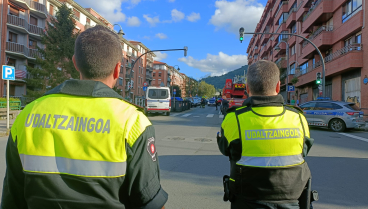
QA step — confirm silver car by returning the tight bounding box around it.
[299,101,365,132]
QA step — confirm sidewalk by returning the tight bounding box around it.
[0,119,16,136]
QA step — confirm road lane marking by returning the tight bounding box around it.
[219,115,224,119]
[338,133,368,143]
[181,114,192,117]
[171,113,180,117]
[206,114,214,118]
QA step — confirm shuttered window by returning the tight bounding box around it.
[9,6,19,16]
[30,16,38,26]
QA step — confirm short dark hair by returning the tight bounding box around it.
[74,25,122,79]
[247,60,280,95]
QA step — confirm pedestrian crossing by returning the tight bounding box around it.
[169,113,224,118]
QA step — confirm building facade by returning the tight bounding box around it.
[247,0,367,114]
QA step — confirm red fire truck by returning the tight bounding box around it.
[222,77,248,111]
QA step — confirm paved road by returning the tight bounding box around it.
[0,105,367,209]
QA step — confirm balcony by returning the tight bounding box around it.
[6,42,40,59]
[7,14,44,37]
[125,71,133,80]
[301,26,333,59]
[275,1,289,21]
[286,8,296,28]
[30,1,47,18]
[301,0,333,33]
[167,77,171,82]
[125,63,132,69]
[288,35,296,46]
[146,66,153,72]
[275,22,286,34]
[332,11,363,44]
[295,44,363,86]
[296,1,308,21]
[275,57,287,69]
[72,15,80,21]
[146,73,153,80]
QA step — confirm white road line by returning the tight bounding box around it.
[219,115,224,119]
[338,133,368,143]
[206,114,214,118]
[181,114,192,117]
[171,113,180,117]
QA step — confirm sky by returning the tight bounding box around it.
[74,0,268,80]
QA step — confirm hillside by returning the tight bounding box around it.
[201,65,248,90]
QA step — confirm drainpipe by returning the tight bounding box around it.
[363,0,366,29]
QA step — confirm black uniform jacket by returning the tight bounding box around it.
[218,95,314,202]
[1,80,168,209]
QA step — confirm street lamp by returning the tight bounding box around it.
[239,27,327,97]
[113,24,125,36]
[126,47,188,101]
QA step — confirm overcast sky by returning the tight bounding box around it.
[75,0,268,79]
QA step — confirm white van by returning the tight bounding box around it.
[145,86,171,116]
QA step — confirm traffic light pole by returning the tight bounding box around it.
[239,29,326,97]
[126,47,188,100]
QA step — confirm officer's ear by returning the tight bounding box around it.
[113,62,121,79]
[73,55,83,79]
[276,81,281,94]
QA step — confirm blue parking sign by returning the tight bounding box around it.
[2,65,15,80]
[287,85,295,92]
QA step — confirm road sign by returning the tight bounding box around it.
[143,86,147,91]
[173,89,176,95]
[2,65,15,80]
[143,82,148,87]
[287,85,295,92]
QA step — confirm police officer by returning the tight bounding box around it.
[218,60,314,209]
[1,26,167,209]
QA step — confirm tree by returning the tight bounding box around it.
[25,4,79,99]
[171,85,182,97]
[185,77,198,97]
[197,81,216,98]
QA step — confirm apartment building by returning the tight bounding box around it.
[0,0,48,97]
[152,61,171,87]
[247,0,367,113]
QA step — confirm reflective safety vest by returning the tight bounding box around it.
[235,106,305,168]
[11,94,151,178]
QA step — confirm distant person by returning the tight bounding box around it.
[215,98,219,110]
[1,26,167,209]
[291,96,296,106]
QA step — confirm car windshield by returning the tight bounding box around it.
[344,104,361,111]
[148,89,169,99]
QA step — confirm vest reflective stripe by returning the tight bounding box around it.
[237,154,304,167]
[20,154,126,177]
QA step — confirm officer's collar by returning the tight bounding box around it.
[242,95,284,107]
[44,80,124,99]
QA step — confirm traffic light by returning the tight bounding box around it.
[316,72,322,84]
[239,27,244,43]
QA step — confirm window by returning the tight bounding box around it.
[148,89,169,99]
[7,58,16,67]
[291,23,297,34]
[86,18,91,25]
[290,45,296,55]
[73,9,80,20]
[8,32,17,43]
[119,78,123,86]
[29,39,37,49]
[278,31,288,42]
[9,6,19,16]
[315,102,336,110]
[342,0,362,23]
[49,4,54,16]
[299,62,308,74]
[300,102,316,110]
[153,73,155,77]
[345,104,360,111]
[290,63,295,74]
[159,73,161,77]
[312,58,315,68]
[30,16,38,26]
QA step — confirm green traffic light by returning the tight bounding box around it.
[316,80,321,84]
[240,37,244,41]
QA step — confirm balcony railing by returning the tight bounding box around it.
[295,44,363,77]
[302,0,323,22]
[125,63,132,68]
[275,1,289,18]
[72,14,80,21]
[7,14,44,35]
[302,25,333,48]
[146,73,153,80]
[30,1,47,15]
[6,42,41,59]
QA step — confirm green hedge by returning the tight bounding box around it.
[0,98,21,102]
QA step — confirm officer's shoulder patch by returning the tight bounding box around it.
[285,105,303,114]
[146,137,157,161]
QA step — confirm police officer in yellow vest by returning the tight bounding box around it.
[218,60,314,209]
[1,26,167,209]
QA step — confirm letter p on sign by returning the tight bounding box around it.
[2,65,15,80]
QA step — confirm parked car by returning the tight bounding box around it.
[193,97,201,107]
[208,98,216,106]
[299,100,365,132]
[144,87,171,116]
